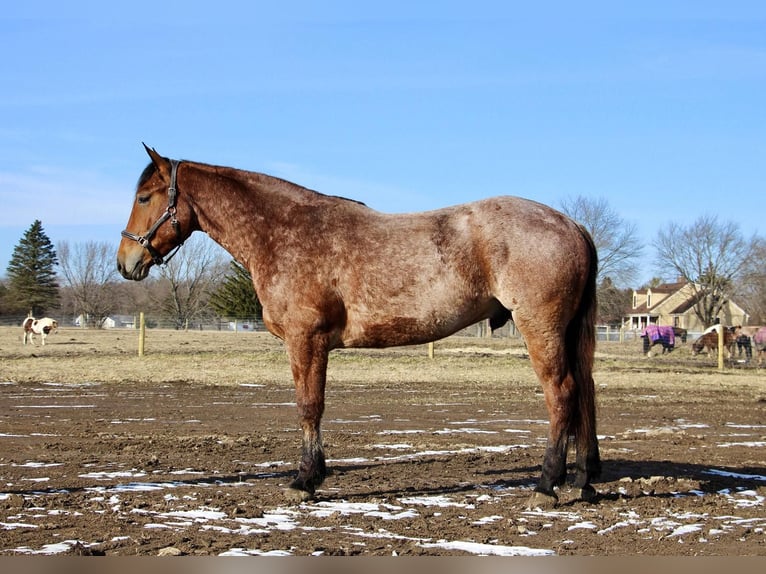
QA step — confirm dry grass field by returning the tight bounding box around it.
[0,325,765,556]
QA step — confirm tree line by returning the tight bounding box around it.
[1,197,765,329]
[0,220,260,329]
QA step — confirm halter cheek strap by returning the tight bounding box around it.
[121,159,185,265]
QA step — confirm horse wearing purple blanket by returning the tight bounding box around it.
[641,324,676,357]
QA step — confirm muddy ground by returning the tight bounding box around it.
[0,327,764,556]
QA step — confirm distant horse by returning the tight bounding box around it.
[691,326,740,358]
[22,317,58,346]
[117,145,601,507]
[750,327,766,366]
[641,325,676,357]
[735,331,753,361]
[673,326,688,344]
[734,326,764,362]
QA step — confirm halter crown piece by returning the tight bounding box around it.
[121,159,185,265]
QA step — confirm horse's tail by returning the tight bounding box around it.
[567,225,600,475]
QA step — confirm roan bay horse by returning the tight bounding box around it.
[117,145,601,507]
[22,317,58,346]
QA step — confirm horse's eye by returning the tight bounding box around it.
[137,195,150,205]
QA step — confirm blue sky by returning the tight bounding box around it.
[1,1,764,286]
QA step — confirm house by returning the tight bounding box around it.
[623,280,749,332]
[74,314,136,329]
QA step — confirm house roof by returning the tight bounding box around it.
[626,282,689,315]
[668,295,701,315]
[635,281,686,294]
[627,302,652,315]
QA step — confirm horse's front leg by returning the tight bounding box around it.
[285,334,330,502]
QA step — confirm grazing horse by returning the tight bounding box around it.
[22,317,58,346]
[117,146,601,507]
[641,324,676,357]
[691,326,740,358]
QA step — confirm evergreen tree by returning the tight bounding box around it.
[6,220,60,316]
[209,260,262,319]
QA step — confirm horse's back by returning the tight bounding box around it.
[312,195,593,347]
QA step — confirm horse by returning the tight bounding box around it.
[748,327,766,366]
[22,317,58,346]
[734,326,765,363]
[691,326,740,358]
[117,145,601,508]
[640,324,676,357]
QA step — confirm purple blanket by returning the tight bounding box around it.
[641,325,675,347]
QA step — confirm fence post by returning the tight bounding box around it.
[427,341,434,359]
[718,324,724,371]
[138,312,146,357]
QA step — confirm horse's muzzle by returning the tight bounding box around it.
[117,254,151,281]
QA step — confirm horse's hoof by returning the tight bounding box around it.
[572,485,598,503]
[284,487,314,503]
[526,490,558,510]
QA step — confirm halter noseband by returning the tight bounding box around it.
[121,159,185,266]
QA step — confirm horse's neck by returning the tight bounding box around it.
[187,164,305,270]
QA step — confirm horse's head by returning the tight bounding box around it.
[117,145,197,281]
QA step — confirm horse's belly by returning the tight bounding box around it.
[340,299,499,348]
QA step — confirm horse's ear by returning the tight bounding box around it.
[142,143,171,179]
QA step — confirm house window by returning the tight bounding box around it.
[646,290,652,309]
[632,293,637,309]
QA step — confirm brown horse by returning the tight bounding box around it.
[691,326,740,358]
[117,145,601,507]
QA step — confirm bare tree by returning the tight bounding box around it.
[654,215,756,327]
[559,196,643,286]
[737,236,766,324]
[57,241,120,328]
[154,235,228,329]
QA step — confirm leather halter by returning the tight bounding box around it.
[121,159,185,265]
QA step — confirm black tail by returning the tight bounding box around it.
[566,225,600,475]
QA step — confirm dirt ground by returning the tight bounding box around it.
[0,326,764,556]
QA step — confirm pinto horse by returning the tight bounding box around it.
[22,317,58,346]
[691,326,740,358]
[117,146,601,507]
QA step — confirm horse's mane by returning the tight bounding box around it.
[138,160,367,208]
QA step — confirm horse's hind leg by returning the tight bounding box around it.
[519,321,599,508]
[520,330,575,507]
[284,334,330,502]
